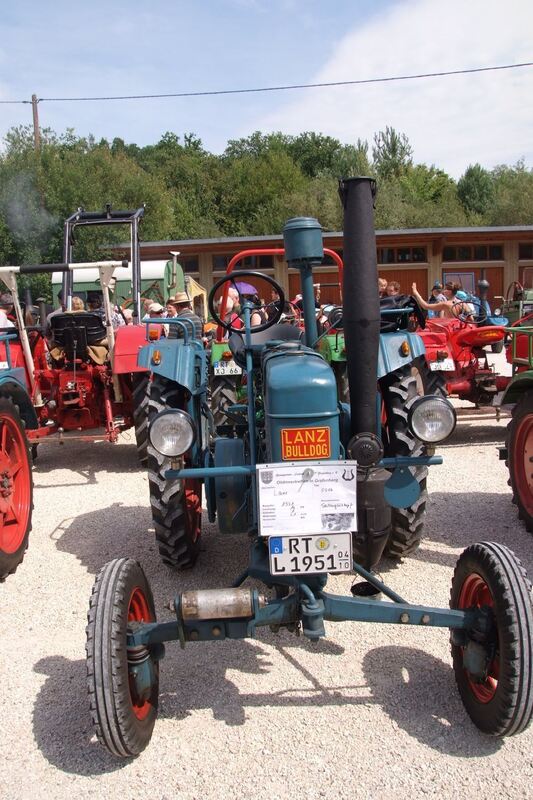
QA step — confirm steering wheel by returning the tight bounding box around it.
[407,296,426,330]
[209,270,285,334]
[452,297,487,325]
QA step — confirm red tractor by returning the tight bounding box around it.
[416,314,508,406]
[0,208,151,461]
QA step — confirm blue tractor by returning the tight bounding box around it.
[86,178,533,756]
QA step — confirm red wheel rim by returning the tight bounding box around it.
[128,586,155,720]
[185,479,202,544]
[513,413,533,518]
[458,573,498,703]
[0,413,31,555]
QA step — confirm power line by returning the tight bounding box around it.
[1,60,532,105]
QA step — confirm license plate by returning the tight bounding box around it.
[213,359,242,376]
[269,532,352,575]
[430,357,455,371]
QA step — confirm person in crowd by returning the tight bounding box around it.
[87,293,124,329]
[267,287,283,321]
[45,290,66,339]
[141,298,154,320]
[167,292,203,340]
[121,308,133,325]
[71,296,85,311]
[166,301,178,319]
[411,281,471,319]
[386,281,401,297]
[0,292,15,323]
[427,282,447,318]
[378,277,388,297]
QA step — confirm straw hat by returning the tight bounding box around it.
[169,291,190,305]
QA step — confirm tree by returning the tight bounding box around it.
[372,127,413,179]
[457,164,494,216]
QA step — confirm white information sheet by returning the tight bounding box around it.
[257,460,357,536]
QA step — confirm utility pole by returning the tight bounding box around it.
[31,94,40,151]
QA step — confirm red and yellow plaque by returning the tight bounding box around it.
[280,427,331,460]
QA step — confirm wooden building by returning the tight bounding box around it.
[137,225,533,305]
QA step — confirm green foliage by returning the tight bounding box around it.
[457,164,494,216]
[372,126,413,179]
[0,122,531,304]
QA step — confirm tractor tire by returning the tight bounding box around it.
[132,372,150,467]
[379,364,428,559]
[491,340,504,354]
[147,375,202,569]
[506,390,533,533]
[86,558,159,757]
[211,374,237,431]
[450,542,533,736]
[410,356,448,397]
[0,399,33,582]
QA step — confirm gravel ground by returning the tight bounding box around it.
[2,380,533,799]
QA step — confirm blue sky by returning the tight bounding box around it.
[1,0,532,177]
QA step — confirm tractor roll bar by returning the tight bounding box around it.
[215,247,343,341]
[63,206,144,319]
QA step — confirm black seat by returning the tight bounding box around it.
[229,323,303,367]
[379,294,426,332]
[50,312,107,363]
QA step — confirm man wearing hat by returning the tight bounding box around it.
[167,292,203,340]
[427,282,447,318]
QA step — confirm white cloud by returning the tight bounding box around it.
[254,0,533,177]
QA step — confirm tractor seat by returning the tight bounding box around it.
[228,323,303,368]
[50,312,107,363]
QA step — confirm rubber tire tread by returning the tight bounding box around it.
[147,375,201,569]
[86,557,158,757]
[132,373,150,467]
[450,542,533,736]
[211,374,237,431]
[0,398,33,581]
[506,390,533,533]
[411,356,448,398]
[379,365,428,559]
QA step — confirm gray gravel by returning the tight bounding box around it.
[2,398,533,800]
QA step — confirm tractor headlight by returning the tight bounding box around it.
[149,410,196,457]
[494,308,502,316]
[408,396,456,443]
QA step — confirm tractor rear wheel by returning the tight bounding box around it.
[86,558,159,757]
[379,364,427,559]
[507,390,533,533]
[148,376,202,569]
[0,399,33,581]
[132,372,150,467]
[450,542,533,736]
[410,356,447,397]
[211,375,237,432]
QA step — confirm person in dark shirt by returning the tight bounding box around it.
[167,292,203,340]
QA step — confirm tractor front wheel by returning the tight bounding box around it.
[148,376,202,569]
[211,374,238,432]
[86,558,159,757]
[450,542,533,736]
[507,390,533,533]
[410,356,447,398]
[0,399,33,581]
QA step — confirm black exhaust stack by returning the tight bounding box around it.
[339,177,390,570]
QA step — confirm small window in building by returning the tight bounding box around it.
[213,255,229,271]
[443,246,456,261]
[412,247,427,262]
[473,245,487,260]
[181,256,199,273]
[380,248,395,264]
[519,243,533,260]
[488,244,503,260]
[457,246,471,260]
[397,248,411,262]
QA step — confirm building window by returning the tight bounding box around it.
[519,243,533,260]
[443,244,503,261]
[377,246,427,264]
[181,256,199,273]
[212,254,273,272]
[322,249,343,267]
